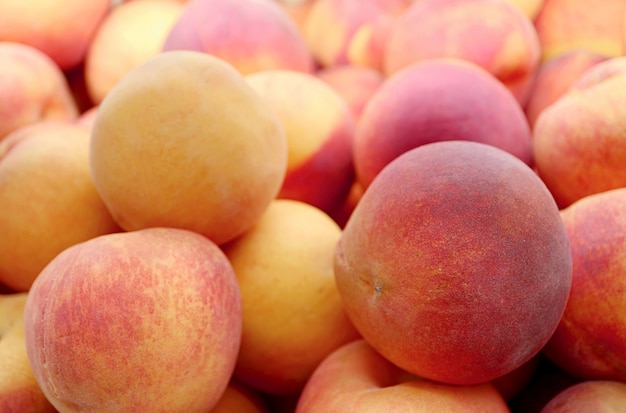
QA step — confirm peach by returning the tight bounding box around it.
[315,64,385,120]
[524,50,608,128]
[0,293,56,413]
[384,0,541,105]
[245,70,356,214]
[505,0,545,20]
[532,56,626,208]
[543,188,626,382]
[24,227,242,413]
[0,42,78,141]
[0,0,110,70]
[335,141,572,385]
[85,0,185,105]
[90,50,287,245]
[302,0,410,71]
[541,380,626,412]
[490,354,541,401]
[222,199,360,395]
[534,0,625,61]
[162,0,314,75]
[296,339,510,412]
[211,381,270,413]
[0,121,120,292]
[354,59,533,189]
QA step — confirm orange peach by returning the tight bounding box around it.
[163,0,314,75]
[245,69,356,214]
[24,227,242,413]
[354,59,533,189]
[211,381,270,413]
[543,188,626,382]
[532,56,626,208]
[384,0,541,105]
[335,141,572,385]
[0,0,110,70]
[0,293,56,413]
[316,64,385,120]
[222,199,360,395]
[524,50,608,128]
[85,0,185,105]
[0,42,78,141]
[0,121,120,292]
[296,339,510,412]
[534,0,625,61]
[302,0,410,71]
[541,380,626,412]
[90,50,287,245]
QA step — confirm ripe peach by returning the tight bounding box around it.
[524,50,608,128]
[90,50,287,245]
[384,0,541,105]
[534,0,625,60]
[85,0,185,105]
[0,293,56,413]
[0,121,120,292]
[296,339,510,413]
[532,56,626,208]
[543,188,626,382]
[211,381,270,413]
[354,59,533,189]
[24,227,242,413]
[541,380,626,412]
[245,70,355,214]
[302,0,410,71]
[0,0,110,70]
[223,199,360,395]
[163,0,314,75]
[315,64,385,120]
[0,42,78,141]
[335,141,572,385]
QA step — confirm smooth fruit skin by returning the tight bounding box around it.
[24,228,242,413]
[335,140,572,385]
[540,380,626,413]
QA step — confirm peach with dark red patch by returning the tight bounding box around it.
[354,58,532,189]
[335,140,572,385]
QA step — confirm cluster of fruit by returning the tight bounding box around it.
[2,0,626,412]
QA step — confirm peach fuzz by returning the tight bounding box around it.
[541,380,626,412]
[524,50,608,128]
[245,69,356,214]
[335,141,572,385]
[85,0,185,105]
[90,50,287,245]
[534,0,625,61]
[0,42,78,141]
[0,0,110,70]
[302,0,410,71]
[296,339,510,413]
[505,0,545,20]
[162,0,314,75]
[532,56,626,209]
[0,121,120,292]
[0,293,56,413]
[315,64,385,120]
[384,0,541,105]
[24,228,242,413]
[222,199,360,395]
[543,188,626,382]
[353,59,532,189]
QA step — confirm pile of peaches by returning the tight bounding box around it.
[2,0,626,411]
